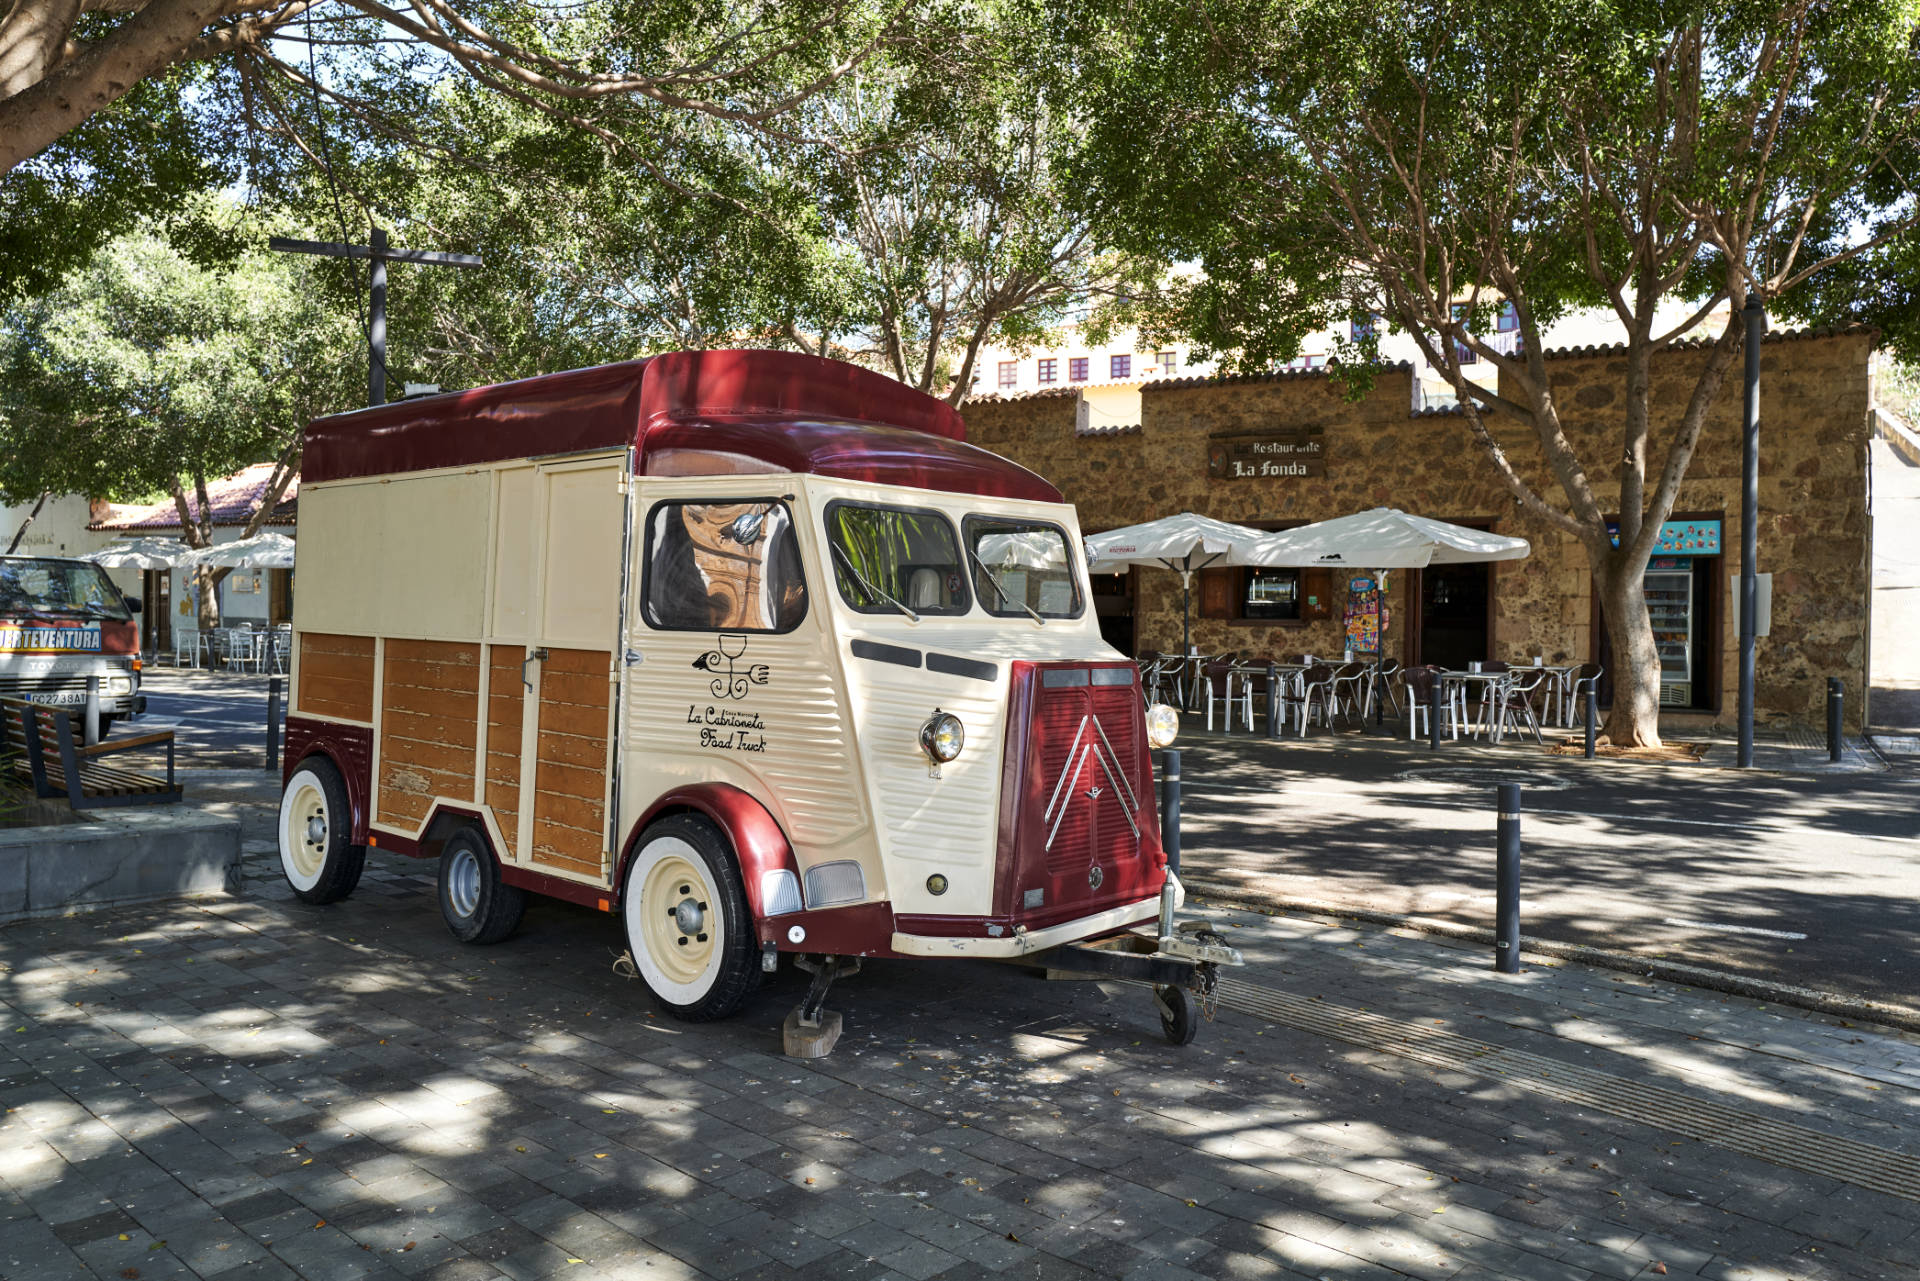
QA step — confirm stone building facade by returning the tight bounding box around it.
[963,327,1876,730]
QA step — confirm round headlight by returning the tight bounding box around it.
[919,710,965,762]
[1145,703,1180,749]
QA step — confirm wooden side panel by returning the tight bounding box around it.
[378,639,480,834]
[531,647,611,878]
[486,645,525,858]
[298,633,375,723]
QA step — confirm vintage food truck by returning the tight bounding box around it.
[0,555,145,728]
[278,350,1235,1051]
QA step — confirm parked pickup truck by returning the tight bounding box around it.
[0,556,145,731]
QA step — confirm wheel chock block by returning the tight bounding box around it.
[782,1008,843,1059]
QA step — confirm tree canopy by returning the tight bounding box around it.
[1067,0,1920,742]
[0,218,358,505]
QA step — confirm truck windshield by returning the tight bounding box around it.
[0,559,131,620]
[965,518,1083,619]
[824,502,970,616]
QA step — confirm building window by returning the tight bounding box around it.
[1351,314,1382,342]
[1450,304,1478,365]
[1283,353,1327,371]
[1069,357,1089,382]
[1243,568,1300,621]
[1496,300,1519,332]
[1037,358,1057,384]
[998,361,1018,389]
[1154,351,1176,375]
[1110,354,1132,379]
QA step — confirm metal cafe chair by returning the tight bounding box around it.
[1228,655,1281,731]
[1404,665,1466,741]
[1139,652,1184,708]
[1361,658,1403,720]
[171,629,202,668]
[270,627,293,674]
[1327,661,1371,726]
[1200,662,1242,731]
[1490,667,1548,744]
[1294,664,1340,735]
[1566,662,1604,726]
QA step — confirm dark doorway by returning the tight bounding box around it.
[1091,569,1135,655]
[1417,562,1490,670]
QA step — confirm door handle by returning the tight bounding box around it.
[522,648,549,690]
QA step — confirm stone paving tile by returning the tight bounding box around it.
[2,815,1918,1281]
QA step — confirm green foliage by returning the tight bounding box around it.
[1065,0,1920,370]
[0,62,239,303]
[0,217,360,503]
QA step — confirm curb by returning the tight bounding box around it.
[1185,879,1920,1036]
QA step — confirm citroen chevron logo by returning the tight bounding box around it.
[1042,713,1141,851]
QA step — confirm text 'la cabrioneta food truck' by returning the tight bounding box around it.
[278,350,1237,1055]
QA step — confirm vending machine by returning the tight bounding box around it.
[1645,558,1694,706]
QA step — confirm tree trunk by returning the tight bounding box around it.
[1595,559,1663,748]
[6,490,50,554]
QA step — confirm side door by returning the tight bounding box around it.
[485,454,630,884]
[617,486,870,881]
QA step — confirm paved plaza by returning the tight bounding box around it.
[3,769,1918,1281]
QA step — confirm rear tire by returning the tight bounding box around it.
[438,827,525,944]
[278,757,365,904]
[620,814,759,1021]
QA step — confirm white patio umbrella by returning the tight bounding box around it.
[1084,512,1271,658]
[192,531,297,570]
[1244,507,1530,665]
[1243,507,1530,569]
[78,537,198,569]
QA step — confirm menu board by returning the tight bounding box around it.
[1343,576,1380,656]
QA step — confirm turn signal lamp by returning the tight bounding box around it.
[1145,703,1180,749]
[919,710,965,762]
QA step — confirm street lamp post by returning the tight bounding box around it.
[1737,292,1766,768]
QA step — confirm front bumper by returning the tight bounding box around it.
[889,879,1185,958]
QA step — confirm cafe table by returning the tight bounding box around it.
[1440,669,1513,742]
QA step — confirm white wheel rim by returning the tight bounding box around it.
[624,836,723,1003]
[447,846,482,919]
[278,770,331,892]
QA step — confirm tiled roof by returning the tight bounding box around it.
[89,462,299,531]
[1151,360,1415,391]
[1076,422,1142,437]
[1530,322,1876,361]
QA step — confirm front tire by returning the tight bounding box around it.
[278,757,365,904]
[621,815,758,1021]
[438,827,525,944]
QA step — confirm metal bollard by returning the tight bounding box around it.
[1428,677,1442,750]
[1495,782,1521,974]
[1265,663,1282,739]
[1827,677,1844,763]
[84,675,101,746]
[267,676,282,772]
[1159,749,1181,874]
[1584,689,1597,760]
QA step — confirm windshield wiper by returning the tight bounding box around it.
[829,542,919,623]
[967,548,1045,626]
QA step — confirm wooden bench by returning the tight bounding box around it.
[0,696,181,810]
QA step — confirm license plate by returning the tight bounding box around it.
[23,690,88,706]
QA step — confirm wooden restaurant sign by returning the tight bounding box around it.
[1206,428,1326,480]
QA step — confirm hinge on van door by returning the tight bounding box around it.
[522,648,549,690]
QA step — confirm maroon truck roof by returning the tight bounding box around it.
[302,350,1061,503]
